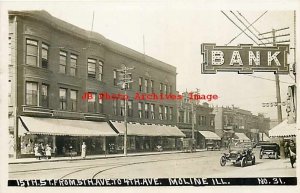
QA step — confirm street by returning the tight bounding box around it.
[9,149,296,179]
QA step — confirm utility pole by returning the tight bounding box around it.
[191,88,200,152]
[117,66,134,156]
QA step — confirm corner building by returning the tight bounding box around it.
[8,10,184,158]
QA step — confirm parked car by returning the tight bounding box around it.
[220,142,255,167]
[259,142,280,159]
[206,142,220,151]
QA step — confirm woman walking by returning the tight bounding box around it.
[81,142,86,158]
[45,144,52,159]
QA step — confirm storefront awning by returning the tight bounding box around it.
[269,119,297,137]
[259,133,270,141]
[199,131,221,140]
[19,116,118,136]
[234,132,251,142]
[110,121,185,137]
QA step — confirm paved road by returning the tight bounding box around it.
[9,149,296,179]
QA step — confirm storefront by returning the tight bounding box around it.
[110,121,185,152]
[198,130,221,149]
[18,116,118,158]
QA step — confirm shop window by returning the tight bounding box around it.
[88,58,96,78]
[26,39,38,66]
[70,54,77,76]
[70,90,77,111]
[41,43,49,68]
[41,84,49,108]
[59,88,67,110]
[26,82,38,106]
[59,51,67,74]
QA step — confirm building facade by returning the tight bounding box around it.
[8,10,184,158]
[213,106,270,147]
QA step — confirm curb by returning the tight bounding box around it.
[9,149,208,165]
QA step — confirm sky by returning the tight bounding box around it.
[0,0,298,120]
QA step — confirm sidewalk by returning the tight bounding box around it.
[9,149,207,164]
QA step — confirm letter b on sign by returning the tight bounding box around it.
[212,51,224,65]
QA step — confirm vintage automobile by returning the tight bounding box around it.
[259,142,280,159]
[220,142,255,167]
[206,142,220,151]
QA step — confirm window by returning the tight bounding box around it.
[70,54,77,76]
[164,106,168,120]
[26,82,38,106]
[88,93,96,112]
[200,116,206,126]
[179,111,184,123]
[128,100,133,117]
[144,79,148,93]
[59,51,67,74]
[98,61,103,81]
[120,100,125,116]
[99,96,103,113]
[138,102,143,118]
[151,104,155,119]
[88,59,96,78]
[169,107,173,120]
[150,80,154,93]
[113,70,117,86]
[210,118,214,126]
[169,85,172,94]
[164,84,167,94]
[145,103,149,119]
[189,112,192,123]
[127,74,132,89]
[113,100,117,115]
[70,90,77,111]
[139,77,143,92]
[26,39,38,66]
[159,83,163,94]
[8,80,12,106]
[41,84,49,108]
[159,106,163,120]
[59,88,67,110]
[41,43,49,68]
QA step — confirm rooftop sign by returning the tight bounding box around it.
[201,44,289,74]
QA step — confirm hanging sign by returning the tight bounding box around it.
[201,44,289,74]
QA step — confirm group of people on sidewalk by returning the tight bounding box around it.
[34,143,52,160]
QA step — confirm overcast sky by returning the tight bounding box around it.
[1,0,298,120]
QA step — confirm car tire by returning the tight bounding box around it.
[241,157,246,167]
[220,156,226,166]
[275,152,278,160]
[252,156,256,165]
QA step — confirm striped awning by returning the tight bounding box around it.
[199,131,221,140]
[110,121,185,137]
[269,120,297,137]
[234,132,251,142]
[19,116,118,136]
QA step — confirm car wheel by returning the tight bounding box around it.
[275,152,278,160]
[220,156,226,166]
[252,156,256,165]
[241,157,247,167]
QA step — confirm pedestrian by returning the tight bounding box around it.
[37,143,43,160]
[284,141,290,158]
[34,144,40,160]
[45,144,52,159]
[289,140,296,168]
[69,144,73,159]
[81,142,86,158]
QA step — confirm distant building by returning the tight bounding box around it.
[8,10,184,158]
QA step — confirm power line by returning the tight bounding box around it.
[225,11,268,46]
[230,11,266,46]
[237,11,271,44]
[245,74,293,84]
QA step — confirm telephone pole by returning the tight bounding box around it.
[117,66,134,156]
[191,88,200,152]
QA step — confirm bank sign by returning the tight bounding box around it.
[201,44,289,74]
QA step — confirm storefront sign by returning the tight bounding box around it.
[201,44,289,74]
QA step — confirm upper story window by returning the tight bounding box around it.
[127,74,132,89]
[59,88,67,110]
[151,104,155,119]
[120,100,125,116]
[70,90,77,111]
[169,107,173,120]
[145,103,149,119]
[25,82,38,106]
[179,111,184,123]
[139,77,143,92]
[128,100,133,117]
[210,118,214,126]
[59,51,67,74]
[164,84,167,94]
[41,84,49,108]
[88,59,96,78]
[70,54,77,76]
[113,70,117,86]
[113,100,117,115]
[88,93,96,113]
[138,102,143,118]
[99,96,103,113]
[169,85,172,94]
[159,83,163,94]
[159,105,163,120]
[26,39,38,66]
[41,43,49,68]
[98,61,103,81]
[164,106,168,120]
[144,79,148,93]
[150,80,154,93]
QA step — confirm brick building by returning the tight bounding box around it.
[8,10,184,158]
